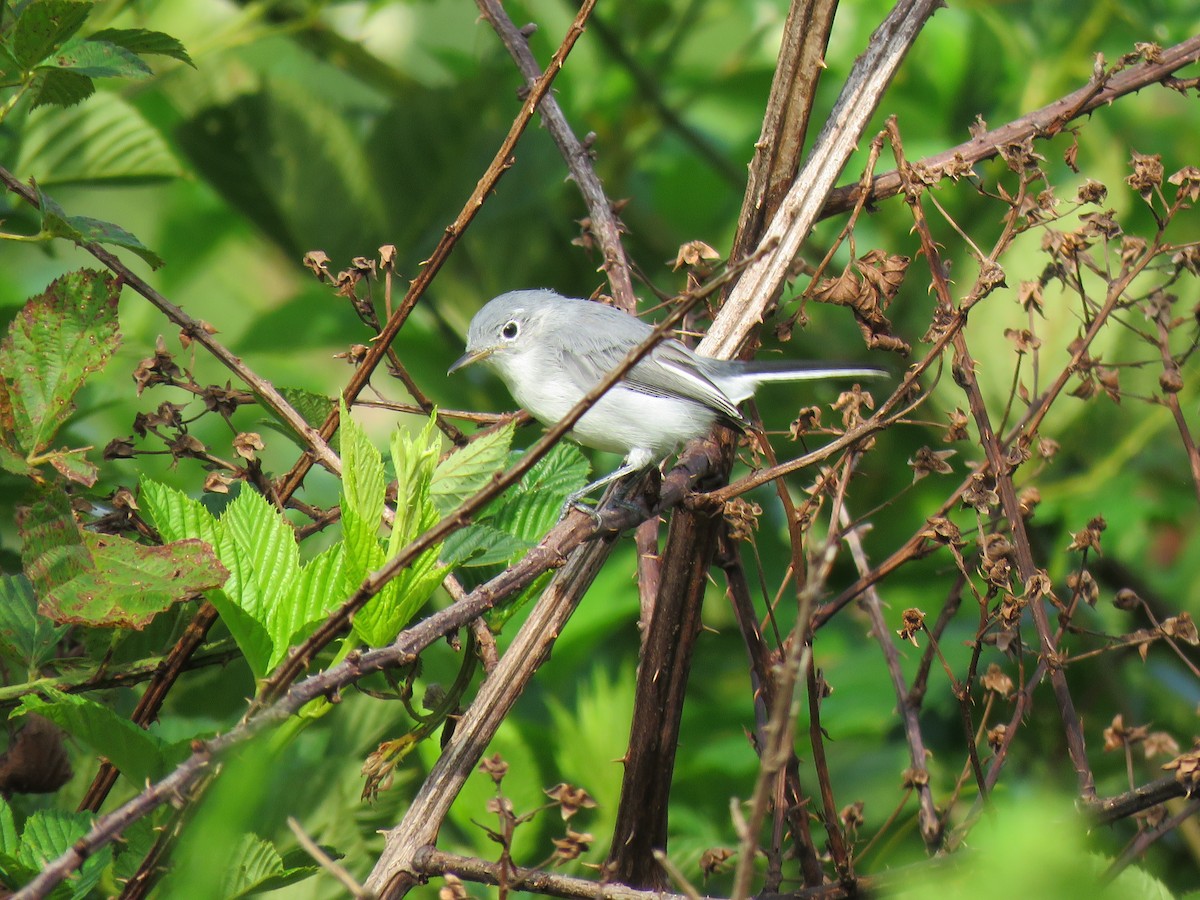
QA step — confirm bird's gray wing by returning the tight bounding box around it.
[557,336,747,428]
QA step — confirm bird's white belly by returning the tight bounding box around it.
[513,378,716,459]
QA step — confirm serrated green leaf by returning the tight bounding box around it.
[88,27,192,66]
[220,833,291,899]
[263,387,336,452]
[492,444,590,544]
[18,808,111,899]
[15,484,90,596]
[41,36,151,78]
[40,192,163,267]
[15,92,184,186]
[338,404,387,611]
[11,1,92,69]
[140,481,273,676]
[270,542,344,670]
[0,574,67,672]
[440,522,531,567]
[340,404,386,542]
[430,422,514,514]
[221,488,299,624]
[349,416,446,646]
[389,415,442,553]
[17,689,188,784]
[140,479,335,677]
[0,269,120,459]
[29,66,94,108]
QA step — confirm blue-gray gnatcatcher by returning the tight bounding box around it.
[449,289,885,503]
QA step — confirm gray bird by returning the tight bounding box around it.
[449,289,884,504]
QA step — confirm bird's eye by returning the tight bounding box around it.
[501,321,519,340]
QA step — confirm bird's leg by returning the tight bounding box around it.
[560,448,658,520]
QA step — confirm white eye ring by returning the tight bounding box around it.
[501,321,519,340]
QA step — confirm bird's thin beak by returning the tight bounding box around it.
[448,347,492,375]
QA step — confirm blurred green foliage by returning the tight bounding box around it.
[0,0,1199,897]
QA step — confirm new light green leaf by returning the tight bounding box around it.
[338,403,387,609]
[349,415,447,646]
[141,479,347,676]
[430,421,515,513]
[271,542,344,671]
[0,269,120,464]
[140,481,274,677]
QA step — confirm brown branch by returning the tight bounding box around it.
[897,140,1094,799]
[701,0,944,359]
[605,485,725,889]
[412,846,704,900]
[728,0,840,273]
[841,510,942,850]
[1085,773,1190,826]
[716,530,823,888]
[1153,314,1200,504]
[821,35,1200,220]
[475,0,636,312]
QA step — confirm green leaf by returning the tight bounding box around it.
[18,811,111,900]
[270,542,344,671]
[17,690,188,784]
[40,36,152,78]
[220,834,283,898]
[0,269,120,461]
[10,1,93,69]
[0,574,68,671]
[350,416,447,646]
[214,832,321,898]
[42,446,97,486]
[15,92,184,186]
[140,479,337,677]
[337,404,387,620]
[140,480,273,676]
[20,484,228,629]
[430,422,515,513]
[40,192,163,267]
[0,797,19,856]
[440,522,531,568]
[28,66,94,108]
[17,808,111,900]
[262,387,336,452]
[492,444,590,544]
[87,27,193,66]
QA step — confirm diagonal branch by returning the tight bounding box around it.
[821,35,1200,221]
[476,0,636,311]
[702,0,944,360]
